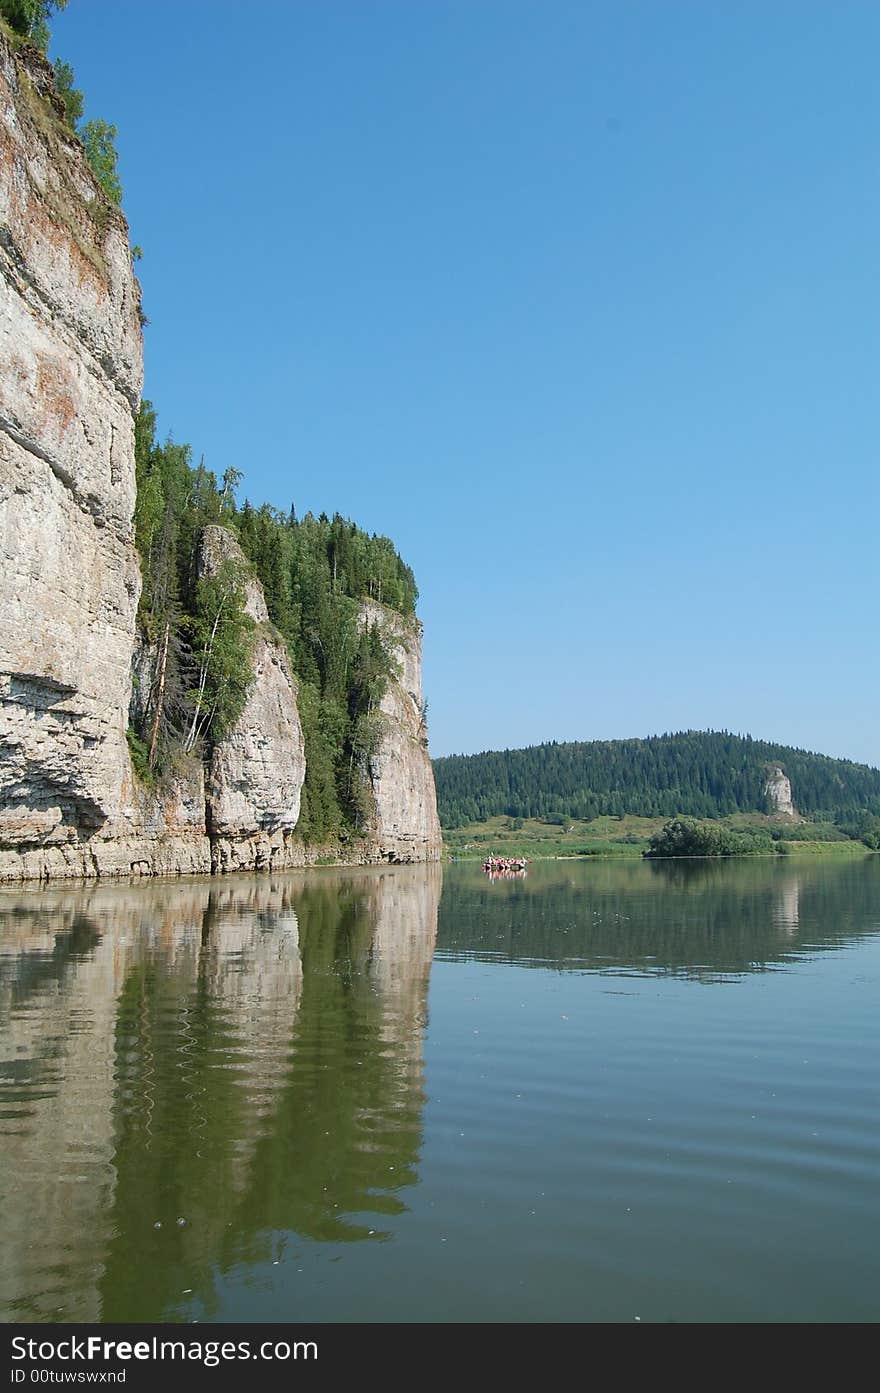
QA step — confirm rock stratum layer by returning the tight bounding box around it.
[0,35,440,882]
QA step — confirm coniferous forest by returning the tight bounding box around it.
[130,401,418,843]
[434,732,880,829]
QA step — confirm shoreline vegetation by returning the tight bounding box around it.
[443,812,878,863]
[436,732,880,862]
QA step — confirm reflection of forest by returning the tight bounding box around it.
[437,857,880,976]
[0,865,441,1323]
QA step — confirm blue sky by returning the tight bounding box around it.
[52,1,879,764]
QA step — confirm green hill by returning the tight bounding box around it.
[433,731,880,828]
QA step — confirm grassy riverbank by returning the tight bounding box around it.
[442,813,874,861]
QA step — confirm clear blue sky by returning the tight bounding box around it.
[51,1,879,765]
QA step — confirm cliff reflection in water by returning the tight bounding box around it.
[436,855,880,978]
[0,865,441,1323]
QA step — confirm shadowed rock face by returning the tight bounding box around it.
[0,36,143,856]
[359,600,442,862]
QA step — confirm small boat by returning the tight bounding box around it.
[482,856,528,877]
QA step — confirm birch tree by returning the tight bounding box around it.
[183,557,254,754]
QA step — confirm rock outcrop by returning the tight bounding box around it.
[195,546,441,873]
[0,35,440,883]
[359,600,442,862]
[200,527,307,874]
[765,766,795,817]
[0,35,145,870]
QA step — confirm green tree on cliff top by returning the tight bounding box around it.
[0,0,67,50]
[1,2,126,205]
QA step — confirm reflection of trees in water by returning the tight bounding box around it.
[0,866,440,1323]
[216,873,439,1265]
[1,900,123,1322]
[3,857,876,1321]
[99,879,307,1323]
[0,881,218,1322]
[437,857,880,977]
[98,867,440,1321]
[1,880,268,1322]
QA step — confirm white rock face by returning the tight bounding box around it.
[200,528,307,872]
[765,766,795,817]
[197,523,271,626]
[359,600,442,862]
[0,36,143,858]
[0,38,440,881]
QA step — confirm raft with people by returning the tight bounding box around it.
[482,856,528,877]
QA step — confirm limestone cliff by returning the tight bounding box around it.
[764,766,795,818]
[199,527,307,874]
[193,539,441,873]
[359,599,442,862]
[0,34,440,882]
[0,35,147,874]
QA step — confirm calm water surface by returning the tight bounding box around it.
[1,857,878,1323]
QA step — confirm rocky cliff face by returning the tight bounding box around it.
[360,600,442,862]
[194,546,441,873]
[199,527,307,874]
[0,35,440,883]
[765,766,795,817]
[0,35,147,875]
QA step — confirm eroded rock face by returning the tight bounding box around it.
[0,36,143,856]
[359,600,442,862]
[200,528,307,873]
[0,36,440,882]
[765,766,795,817]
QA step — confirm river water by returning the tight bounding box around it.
[1,857,878,1323]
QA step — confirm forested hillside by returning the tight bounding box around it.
[434,732,880,827]
[131,401,418,842]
